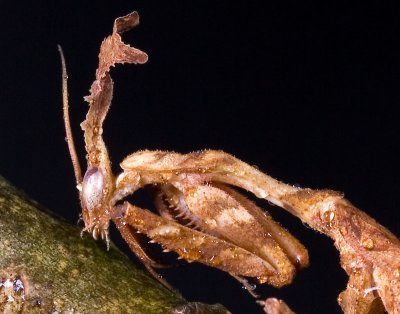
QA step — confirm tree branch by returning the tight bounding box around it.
[0,175,229,314]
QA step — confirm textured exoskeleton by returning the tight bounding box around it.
[61,11,308,296]
[61,11,400,313]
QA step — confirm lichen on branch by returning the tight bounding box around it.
[0,175,229,314]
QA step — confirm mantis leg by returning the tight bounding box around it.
[112,201,284,284]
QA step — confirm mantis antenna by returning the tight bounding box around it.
[58,45,83,185]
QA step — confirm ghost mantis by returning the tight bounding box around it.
[61,11,400,313]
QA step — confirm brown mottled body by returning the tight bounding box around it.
[61,11,400,313]
[281,190,400,313]
[62,11,308,299]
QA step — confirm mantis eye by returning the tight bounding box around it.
[82,167,104,211]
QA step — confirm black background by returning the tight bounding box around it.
[1,2,400,313]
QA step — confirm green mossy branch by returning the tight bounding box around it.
[0,175,229,314]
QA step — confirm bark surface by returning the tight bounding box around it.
[0,175,229,314]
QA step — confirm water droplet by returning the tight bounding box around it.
[258,191,267,198]
[188,190,198,198]
[256,276,268,284]
[362,238,374,250]
[339,227,347,236]
[322,210,335,227]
